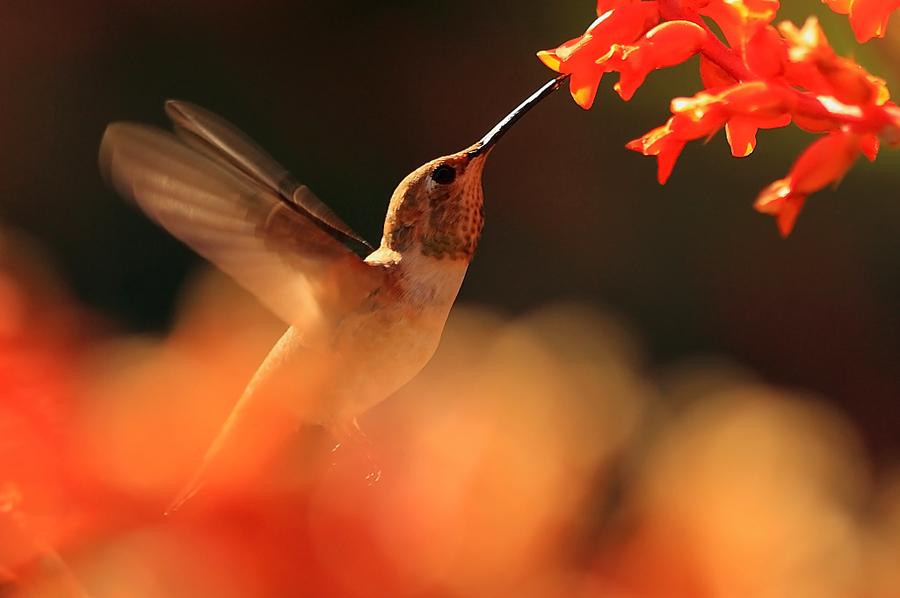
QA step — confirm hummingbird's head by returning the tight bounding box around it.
[378,74,568,261]
[381,150,488,261]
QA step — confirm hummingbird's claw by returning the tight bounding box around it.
[329,418,382,483]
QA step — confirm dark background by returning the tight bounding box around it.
[2,1,899,463]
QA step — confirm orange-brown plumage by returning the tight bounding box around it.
[382,149,485,260]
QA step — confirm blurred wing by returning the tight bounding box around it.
[99,122,384,340]
[164,100,373,256]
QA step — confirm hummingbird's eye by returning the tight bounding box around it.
[431,164,456,185]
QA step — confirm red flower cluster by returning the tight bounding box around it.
[539,0,900,236]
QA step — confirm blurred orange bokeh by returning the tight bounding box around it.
[0,231,898,598]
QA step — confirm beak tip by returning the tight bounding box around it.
[469,74,567,157]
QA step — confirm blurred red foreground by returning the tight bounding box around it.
[1,230,898,598]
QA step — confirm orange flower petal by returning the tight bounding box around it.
[725,118,760,157]
[672,81,794,123]
[700,54,738,90]
[626,120,689,184]
[825,60,885,105]
[571,65,609,109]
[609,21,707,101]
[780,16,887,104]
[848,0,900,41]
[720,81,797,119]
[723,111,790,158]
[791,113,840,133]
[744,25,787,78]
[699,0,779,48]
[823,0,852,15]
[860,133,879,161]
[754,131,863,236]
[537,50,562,72]
[791,131,861,194]
[755,180,807,237]
[538,3,660,108]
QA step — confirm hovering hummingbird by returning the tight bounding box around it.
[99,74,566,511]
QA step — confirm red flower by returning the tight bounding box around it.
[627,81,796,181]
[753,130,863,236]
[742,24,788,79]
[540,0,900,235]
[601,21,708,101]
[779,17,889,105]
[824,0,900,42]
[537,2,660,108]
[625,119,691,184]
[693,0,779,49]
[724,112,791,157]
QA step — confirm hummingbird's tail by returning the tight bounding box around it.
[166,468,206,514]
[166,327,329,514]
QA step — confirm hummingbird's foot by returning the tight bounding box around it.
[330,418,382,483]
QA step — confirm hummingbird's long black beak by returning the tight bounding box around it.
[467,73,570,159]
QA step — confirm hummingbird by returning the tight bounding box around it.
[99,74,566,511]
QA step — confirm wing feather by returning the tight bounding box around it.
[164,100,372,255]
[99,121,383,342]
